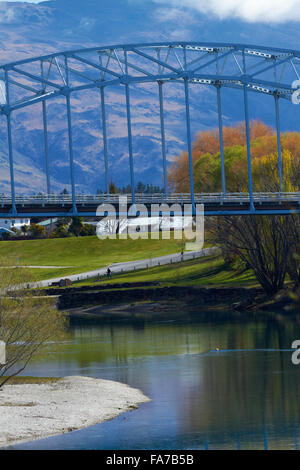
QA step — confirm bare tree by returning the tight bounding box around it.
[211,215,293,295]
[96,216,128,237]
[286,215,300,286]
[0,266,67,388]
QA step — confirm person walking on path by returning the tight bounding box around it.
[107,267,112,279]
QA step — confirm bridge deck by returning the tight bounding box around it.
[0,193,299,217]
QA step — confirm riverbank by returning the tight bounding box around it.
[54,284,261,313]
[31,254,298,317]
[0,376,150,449]
[43,283,299,321]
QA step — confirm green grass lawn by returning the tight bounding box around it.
[0,234,256,288]
[74,255,258,288]
[0,235,188,281]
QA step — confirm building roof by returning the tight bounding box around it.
[0,227,15,234]
[37,218,58,226]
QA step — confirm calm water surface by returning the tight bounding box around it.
[9,310,300,450]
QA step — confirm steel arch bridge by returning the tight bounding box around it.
[0,41,300,218]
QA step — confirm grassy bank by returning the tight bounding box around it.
[0,235,187,281]
[73,255,258,288]
[0,233,259,293]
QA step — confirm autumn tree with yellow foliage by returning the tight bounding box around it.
[169,120,299,193]
[169,121,300,296]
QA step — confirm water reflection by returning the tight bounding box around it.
[12,312,300,450]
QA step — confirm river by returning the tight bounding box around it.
[9,310,300,450]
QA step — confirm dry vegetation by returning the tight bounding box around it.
[0,265,67,387]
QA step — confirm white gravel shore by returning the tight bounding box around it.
[0,376,150,448]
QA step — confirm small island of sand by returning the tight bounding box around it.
[0,376,150,448]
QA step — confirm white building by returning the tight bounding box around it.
[0,218,31,231]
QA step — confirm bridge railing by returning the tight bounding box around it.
[0,192,299,207]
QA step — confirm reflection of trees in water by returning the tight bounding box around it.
[178,321,300,447]
[40,315,300,447]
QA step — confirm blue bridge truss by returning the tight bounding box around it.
[0,42,299,217]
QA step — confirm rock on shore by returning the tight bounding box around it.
[0,376,150,448]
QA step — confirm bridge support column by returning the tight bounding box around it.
[184,78,195,213]
[41,61,50,195]
[5,70,16,215]
[274,93,283,193]
[65,56,77,214]
[100,86,109,196]
[216,85,226,195]
[42,101,50,195]
[6,113,16,215]
[158,81,168,199]
[125,83,135,205]
[66,94,77,214]
[242,52,254,212]
[242,79,254,211]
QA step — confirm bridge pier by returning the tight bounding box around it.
[158,81,168,199]
[4,70,16,216]
[42,100,50,195]
[124,50,136,205]
[100,86,109,196]
[216,84,226,195]
[184,78,195,214]
[242,53,254,212]
[41,61,51,195]
[64,56,77,214]
[274,93,283,193]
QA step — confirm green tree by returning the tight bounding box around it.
[80,224,96,236]
[21,225,29,236]
[136,181,146,193]
[68,217,84,236]
[56,217,71,228]
[193,145,247,192]
[109,181,118,194]
[29,223,46,238]
[49,225,70,238]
